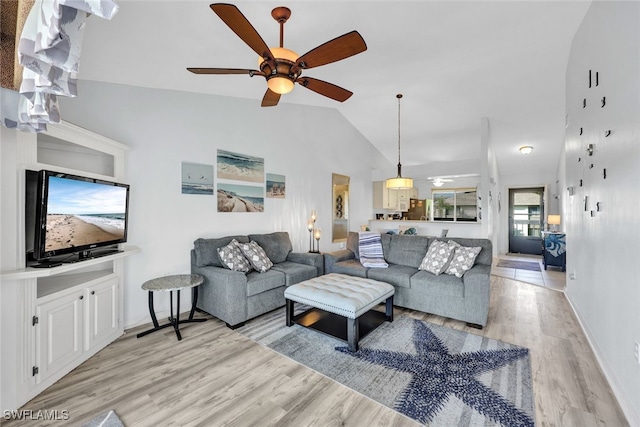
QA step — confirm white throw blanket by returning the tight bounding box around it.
[359,231,388,268]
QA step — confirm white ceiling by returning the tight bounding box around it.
[77,0,591,177]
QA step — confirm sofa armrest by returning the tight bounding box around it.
[191,264,249,326]
[462,264,491,326]
[286,252,324,276]
[324,249,355,274]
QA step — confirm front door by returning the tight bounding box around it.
[508,188,543,254]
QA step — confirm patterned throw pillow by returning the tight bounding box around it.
[419,240,455,275]
[217,239,252,273]
[237,241,273,273]
[445,243,482,278]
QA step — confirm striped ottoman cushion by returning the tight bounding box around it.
[284,273,394,319]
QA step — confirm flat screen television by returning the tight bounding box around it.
[30,169,130,264]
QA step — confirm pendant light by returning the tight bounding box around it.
[386,94,414,189]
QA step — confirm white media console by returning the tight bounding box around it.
[0,122,139,411]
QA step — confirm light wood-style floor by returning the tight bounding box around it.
[5,277,628,427]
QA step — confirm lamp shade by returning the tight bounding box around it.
[547,214,561,225]
[386,177,414,189]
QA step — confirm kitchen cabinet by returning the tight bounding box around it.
[373,181,417,211]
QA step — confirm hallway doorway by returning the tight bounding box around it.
[508,187,543,255]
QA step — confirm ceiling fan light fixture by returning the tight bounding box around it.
[258,47,299,94]
[433,179,444,187]
[386,94,414,190]
[267,77,295,94]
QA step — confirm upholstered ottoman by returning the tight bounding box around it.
[284,273,394,351]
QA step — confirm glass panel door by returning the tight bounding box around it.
[508,188,543,254]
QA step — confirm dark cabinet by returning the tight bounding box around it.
[542,232,566,271]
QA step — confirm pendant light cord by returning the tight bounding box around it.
[397,93,403,176]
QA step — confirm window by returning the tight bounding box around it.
[432,188,478,222]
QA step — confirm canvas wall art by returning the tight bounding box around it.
[217,150,264,183]
[266,173,285,198]
[181,162,214,195]
[217,183,264,212]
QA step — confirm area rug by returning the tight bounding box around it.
[80,410,124,427]
[237,307,535,426]
[496,259,541,271]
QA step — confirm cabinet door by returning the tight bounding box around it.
[385,188,398,209]
[36,292,84,384]
[85,277,119,351]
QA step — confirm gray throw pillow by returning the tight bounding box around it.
[419,240,455,275]
[217,239,252,273]
[445,244,482,278]
[237,241,273,273]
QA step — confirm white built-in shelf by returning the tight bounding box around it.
[0,245,140,280]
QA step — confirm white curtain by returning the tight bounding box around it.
[2,0,119,132]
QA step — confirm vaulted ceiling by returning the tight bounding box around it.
[77,1,591,177]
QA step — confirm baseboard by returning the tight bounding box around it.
[565,293,639,426]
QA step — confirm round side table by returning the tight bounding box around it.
[136,274,207,341]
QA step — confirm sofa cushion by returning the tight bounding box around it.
[248,232,292,264]
[445,242,482,278]
[246,269,286,297]
[238,241,274,273]
[331,259,369,278]
[271,261,318,285]
[419,240,455,275]
[411,270,464,298]
[366,263,417,289]
[386,234,430,268]
[194,235,250,267]
[217,239,252,272]
[346,231,360,259]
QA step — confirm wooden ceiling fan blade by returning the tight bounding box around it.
[210,3,273,60]
[295,31,367,70]
[187,67,261,75]
[261,89,281,107]
[297,77,353,102]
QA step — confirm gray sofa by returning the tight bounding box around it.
[324,232,492,328]
[191,232,323,328]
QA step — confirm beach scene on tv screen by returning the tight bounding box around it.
[45,177,127,252]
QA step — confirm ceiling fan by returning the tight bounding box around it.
[187,3,367,107]
[430,177,454,187]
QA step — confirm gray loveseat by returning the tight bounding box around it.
[324,232,492,328]
[191,232,323,328]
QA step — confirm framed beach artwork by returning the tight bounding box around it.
[181,162,214,195]
[217,150,264,183]
[266,173,285,198]
[217,183,264,212]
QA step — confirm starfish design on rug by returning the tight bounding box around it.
[336,319,534,426]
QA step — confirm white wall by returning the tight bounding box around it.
[56,81,390,328]
[563,2,640,424]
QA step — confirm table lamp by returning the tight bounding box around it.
[547,214,561,232]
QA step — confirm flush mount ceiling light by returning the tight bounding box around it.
[519,145,533,155]
[386,94,414,190]
[433,179,444,187]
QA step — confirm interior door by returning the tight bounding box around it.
[508,188,544,254]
